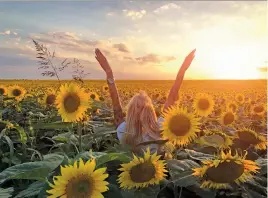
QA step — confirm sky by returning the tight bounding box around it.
[0,1,267,80]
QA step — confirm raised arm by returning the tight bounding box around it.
[163,49,196,112]
[95,48,124,128]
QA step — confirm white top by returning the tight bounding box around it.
[116,117,165,153]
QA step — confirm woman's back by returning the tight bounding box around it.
[117,117,164,154]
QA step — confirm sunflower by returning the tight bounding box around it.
[236,128,267,150]
[47,159,109,198]
[89,92,100,101]
[8,85,26,101]
[0,85,7,96]
[251,103,266,116]
[235,93,245,104]
[161,106,201,146]
[102,85,109,92]
[220,111,236,126]
[40,90,57,107]
[118,147,167,189]
[56,83,90,122]
[226,102,237,113]
[198,130,233,149]
[192,150,260,189]
[193,93,215,117]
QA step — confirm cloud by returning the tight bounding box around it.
[153,3,181,13]
[113,43,130,53]
[0,30,11,35]
[107,12,115,17]
[135,53,176,64]
[123,9,146,20]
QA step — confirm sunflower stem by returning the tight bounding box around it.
[78,122,83,152]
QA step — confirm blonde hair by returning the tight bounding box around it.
[123,91,161,152]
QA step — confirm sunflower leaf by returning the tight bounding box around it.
[32,121,73,129]
[137,139,169,147]
[0,187,13,198]
[167,159,200,172]
[14,181,46,198]
[184,149,214,160]
[0,154,64,184]
[170,170,199,187]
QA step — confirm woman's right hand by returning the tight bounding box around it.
[95,48,113,75]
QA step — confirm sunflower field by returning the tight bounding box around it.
[0,78,267,198]
[0,41,267,198]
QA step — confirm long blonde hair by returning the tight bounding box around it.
[123,91,161,151]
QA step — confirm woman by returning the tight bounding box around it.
[95,48,195,154]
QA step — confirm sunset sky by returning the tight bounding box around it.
[0,1,267,80]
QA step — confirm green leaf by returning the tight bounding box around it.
[187,184,216,198]
[136,139,168,147]
[0,154,64,184]
[256,158,267,174]
[14,181,46,198]
[74,151,107,161]
[2,135,14,166]
[171,170,199,187]
[11,125,27,144]
[96,153,131,168]
[0,187,13,198]
[167,159,200,172]
[184,149,214,160]
[32,121,73,129]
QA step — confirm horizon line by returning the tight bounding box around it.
[0,79,267,81]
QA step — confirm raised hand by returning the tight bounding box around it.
[180,49,196,73]
[95,48,112,74]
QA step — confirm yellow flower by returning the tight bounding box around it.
[192,150,260,189]
[226,102,237,113]
[47,159,109,198]
[193,93,215,117]
[56,83,90,122]
[40,90,57,107]
[0,85,8,96]
[118,147,167,189]
[8,85,26,101]
[161,106,201,146]
[236,128,267,150]
[89,92,100,101]
[220,111,236,126]
[251,103,266,116]
[235,93,245,104]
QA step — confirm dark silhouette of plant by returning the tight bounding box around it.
[32,39,90,86]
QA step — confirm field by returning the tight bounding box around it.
[0,79,267,198]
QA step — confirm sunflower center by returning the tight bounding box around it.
[130,161,156,183]
[0,88,4,95]
[237,131,261,145]
[237,96,243,101]
[66,175,92,198]
[168,114,191,136]
[223,112,235,125]
[64,94,81,113]
[206,160,244,183]
[12,89,22,97]
[90,94,96,100]
[253,106,264,113]
[198,98,210,110]
[46,95,56,105]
